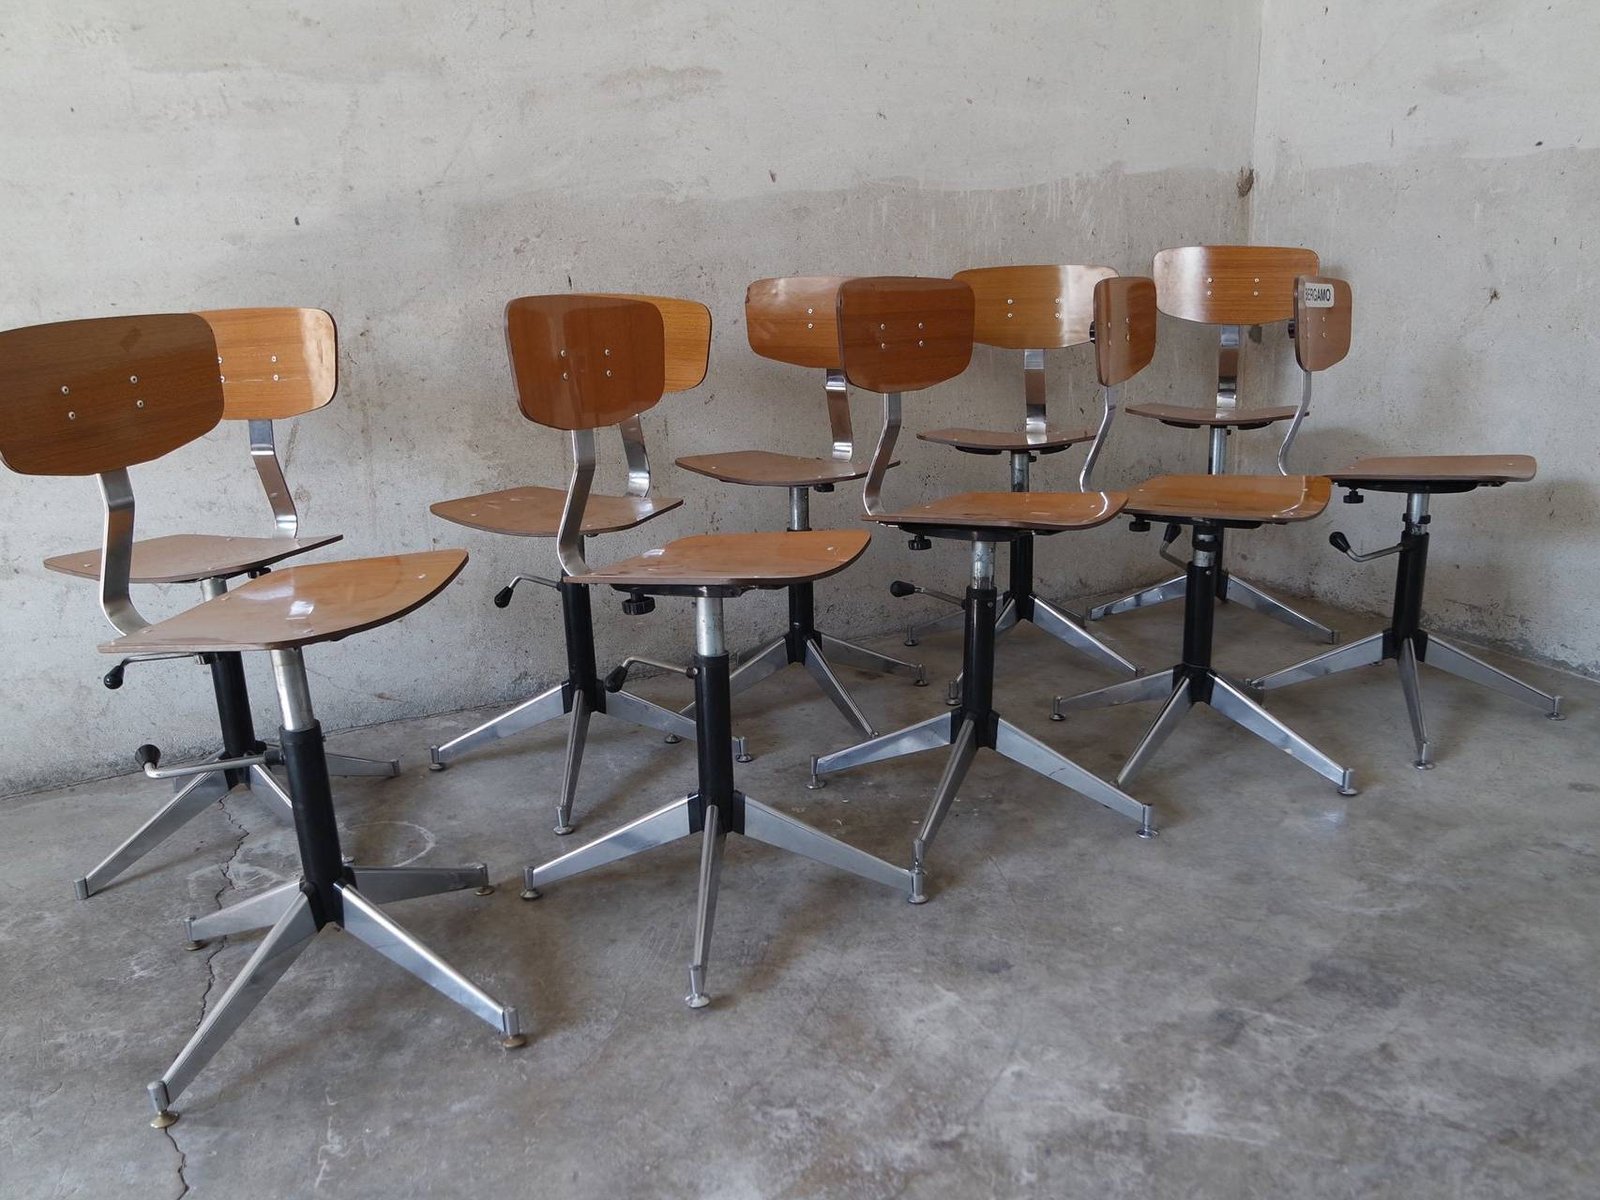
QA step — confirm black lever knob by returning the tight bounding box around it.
[1342,489,1364,504]
[103,662,127,690]
[907,535,932,551]
[1162,523,1182,545]
[1329,532,1351,554]
[603,665,628,692]
[621,591,655,616]
[1128,518,1151,532]
[814,483,835,493]
[492,585,515,609]
[888,581,916,598]
[134,744,161,769]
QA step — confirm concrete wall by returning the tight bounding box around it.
[1236,0,1600,673]
[0,1,1261,792]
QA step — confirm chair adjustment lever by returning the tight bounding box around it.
[889,580,963,607]
[1156,523,1187,568]
[493,573,560,608]
[621,589,656,616]
[1329,531,1403,563]
[604,656,696,692]
[102,652,204,690]
[134,743,277,780]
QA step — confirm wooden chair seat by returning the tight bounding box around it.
[870,490,1126,533]
[44,532,342,585]
[675,450,878,489]
[570,530,870,591]
[102,550,467,654]
[1125,474,1330,525]
[917,425,1096,455]
[430,485,681,537]
[1331,454,1536,489]
[1125,402,1299,430]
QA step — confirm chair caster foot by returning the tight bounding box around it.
[519,887,541,901]
[686,992,711,1009]
[903,635,918,648]
[427,756,446,773]
[1329,630,1342,645]
[1137,823,1157,841]
[909,867,929,904]
[72,879,90,901]
[1548,704,1565,720]
[501,1034,528,1050]
[913,677,929,687]
[736,752,754,764]
[1338,786,1359,796]
[474,885,495,896]
[150,1110,179,1130]
[553,823,574,836]
[184,939,206,952]
[1049,710,1064,721]
[1414,760,1435,771]
[664,733,682,744]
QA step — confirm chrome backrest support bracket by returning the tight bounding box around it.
[1276,371,1313,475]
[862,392,902,518]
[1022,349,1047,435]
[248,419,300,539]
[97,468,151,637]
[1078,384,1119,492]
[556,429,597,577]
[617,415,652,498]
[1217,325,1241,409]
[824,368,853,460]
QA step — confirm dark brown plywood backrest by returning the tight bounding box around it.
[1152,245,1320,325]
[954,264,1115,349]
[606,294,711,392]
[1094,277,1159,386]
[505,296,666,431]
[1294,276,1353,372]
[0,313,223,476]
[198,307,338,421]
[836,277,975,394]
[746,276,851,369]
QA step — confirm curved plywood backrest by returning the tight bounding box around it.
[746,276,851,369]
[1094,277,1159,386]
[197,307,338,421]
[835,277,975,394]
[1152,245,1320,325]
[954,264,1116,349]
[1294,275,1353,372]
[0,313,223,476]
[505,295,665,431]
[604,294,711,392]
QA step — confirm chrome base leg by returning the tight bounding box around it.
[1424,634,1564,718]
[818,632,927,686]
[1250,630,1385,692]
[742,795,913,896]
[903,606,965,647]
[909,717,979,903]
[604,687,701,744]
[346,862,493,904]
[1030,597,1140,675]
[1224,575,1340,644]
[1113,684,1193,789]
[808,711,956,786]
[554,693,592,835]
[1396,640,1434,770]
[685,805,726,1009]
[337,883,523,1045]
[1086,573,1186,621]
[148,891,319,1127]
[428,682,567,769]
[1051,668,1176,719]
[1209,675,1357,794]
[523,796,694,895]
[993,717,1154,833]
[74,770,233,899]
[323,751,401,778]
[247,764,295,816]
[183,879,302,947]
[803,641,876,738]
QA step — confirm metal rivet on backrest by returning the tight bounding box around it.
[806,307,814,315]
[66,411,76,420]
[135,399,145,408]
[806,322,814,330]
[270,355,278,363]
[129,375,138,384]
[559,349,567,358]
[60,385,70,395]
[272,374,280,381]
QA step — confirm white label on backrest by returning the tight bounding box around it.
[1302,282,1335,308]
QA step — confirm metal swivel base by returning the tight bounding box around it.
[1086,567,1340,644]
[150,863,520,1128]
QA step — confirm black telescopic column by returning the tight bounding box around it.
[560,578,601,709]
[1182,526,1219,698]
[1391,494,1431,649]
[209,651,262,786]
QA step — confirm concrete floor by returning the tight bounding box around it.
[2,590,1596,1199]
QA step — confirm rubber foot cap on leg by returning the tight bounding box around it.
[519,888,542,901]
[1414,761,1435,771]
[150,1110,179,1130]
[474,885,495,896]
[428,758,446,772]
[501,1034,528,1050]
[664,734,682,745]
[72,879,90,900]
[553,823,574,836]
[686,992,711,1009]
[184,939,206,952]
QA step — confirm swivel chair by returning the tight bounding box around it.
[515,295,913,1009]
[0,312,520,1129]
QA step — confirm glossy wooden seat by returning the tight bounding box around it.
[570,529,869,591]
[1330,454,1537,489]
[430,484,681,537]
[871,489,1126,534]
[675,449,875,488]
[44,532,343,585]
[916,424,1096,455]
[1124,473,1331,525]
[104,551,466,654]
[1122,401,1299,429]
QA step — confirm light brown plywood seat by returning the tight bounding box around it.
[667,275,928,744]
[1251,452,1560,768]
[890,265,1142,677]
[45,532,342,585]
[515,294,917,1010]
[807,277,1156,894]
[1058,276,1360,799]
[1089,246,1342,643]
[0,312,519,1129]
[429,484,680,537]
